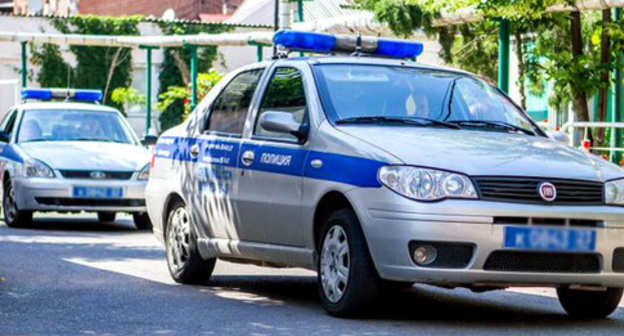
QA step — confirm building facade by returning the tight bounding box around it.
[77,0,243,20]
[13,0,77,15]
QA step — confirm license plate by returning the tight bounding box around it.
[72,186,124,199]
[503,226,596,252]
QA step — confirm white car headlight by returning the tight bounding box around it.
[606,179,624,205]
[137,163,150,180]
[378,166,477,201]
[24,159,55,178]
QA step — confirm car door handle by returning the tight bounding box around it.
[189,144,200,158]
[241,150,255,166]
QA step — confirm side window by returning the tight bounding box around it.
[2,111,17,136]
[254,67,307,141]
[206,69,263,135]
[0,110,15,132]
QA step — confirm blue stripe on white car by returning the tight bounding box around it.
[154,136,385,187]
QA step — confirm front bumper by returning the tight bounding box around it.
[12,177,147,213]
[348,187,624,288]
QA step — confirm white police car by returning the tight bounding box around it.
[1,89,155,230]
[146,31,624,318]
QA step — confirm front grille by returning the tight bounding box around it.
[483,251,601,273]
[59,170,134,180]
[408,241,475,269]
[474,177,604,205]
[36,197,145,207]
[613,248,624,273]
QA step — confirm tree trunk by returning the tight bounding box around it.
[514,29,527,111]
[570,10,593,144]
[596,9,612,147]
[172,50,191,86]
[103,48,123,104]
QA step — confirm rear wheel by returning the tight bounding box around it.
[97,212,116,223]
[318,208,381,318]
[557,287,623,319]
[132,212,152,231]
[165,200,215,284]
[3,180,32,228]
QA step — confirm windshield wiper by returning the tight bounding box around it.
[21,138,48,143]
[336,116,460,130]
[70,138,127,143]
[449,120,535,135]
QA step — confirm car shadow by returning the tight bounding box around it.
[13,214,137,232]
[205,275,624,326]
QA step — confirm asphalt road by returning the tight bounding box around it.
[1,214,624,336]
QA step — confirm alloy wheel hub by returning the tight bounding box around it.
[320,225,350,303]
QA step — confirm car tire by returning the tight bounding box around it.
[132,212,152,231]
[557,287,623,319]
[97,212,116,223]
[3,179,32,228]
[318,208,381,318]
[165,200,215,285]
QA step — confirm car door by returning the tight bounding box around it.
[0,107,15,144]
[0,108,20,196]
[190,68,265,242]
[236,66,310,247]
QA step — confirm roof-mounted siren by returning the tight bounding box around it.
[272,30,424,60]
[21,88,103,102]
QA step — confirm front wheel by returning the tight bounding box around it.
[557,287,623,319]
[3,180,32,228]
[318,208,381,318]
[165,201,215,284]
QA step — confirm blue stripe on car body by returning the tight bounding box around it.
[155,136,384,188]
[0,144,25,163]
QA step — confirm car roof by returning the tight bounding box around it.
[13,102,120,113]
[266,56,475,77]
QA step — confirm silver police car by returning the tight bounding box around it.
[1,89,154,230]
[147,32,624,318]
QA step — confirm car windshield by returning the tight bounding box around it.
[313,64,538,135]
[18,109,136,144]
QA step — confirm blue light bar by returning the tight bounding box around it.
[273,30,336,53]
[22,88,53,100]
[272,30,424,59]
[74,90,103,101]
[374,39,424,59]
[22,88,103,102]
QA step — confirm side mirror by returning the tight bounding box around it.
[141,134,158,146]
[0,132,10,143]
[546,130,570,145]
[259,111,307,142]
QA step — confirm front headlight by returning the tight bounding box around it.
[137,163,150,180]
[606,179,624,205]
[24,159,55,178]
[378,166,478,201]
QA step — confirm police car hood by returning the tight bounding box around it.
[19,141,150,171]
[340,126,624,181]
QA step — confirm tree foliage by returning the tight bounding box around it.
[51,15,141,111]
[158,69,224,131]
[30,43,74,88]
[156,22,231,131]
[357,0,624,128]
